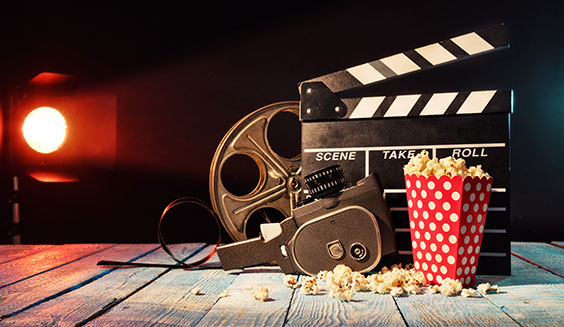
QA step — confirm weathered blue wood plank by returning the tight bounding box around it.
[0,243,205,327]
[0,244,54,265]
[85,253,239,327]
[395,291,519,326]
[285,276,405,327]
[0,244,159,319]
[476,253,564,326]
[0,243,113,287]
[195,267,295,327]
[511,242,564,278]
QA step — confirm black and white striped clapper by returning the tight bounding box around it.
[298,24,512,275]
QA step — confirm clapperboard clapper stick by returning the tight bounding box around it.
[297,24,513,275]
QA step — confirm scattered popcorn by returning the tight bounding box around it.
[190,287,201,295]
[283,275,300,289]
[461,288,480,298]
[219,290,229,298]
[403,150,490,179]
[477,282,500,294]
[366,264,426,295]
[390,286,404,297]
[351,271,370,292]
[251,286,270,301]
[331,287,355,301]
[428,285,441,294]
[301,264,490,301]
[404,284,421,295]
[318,264,355,301]
[439,278,463,296]
[301,276,321,295]
[317,270,329,280]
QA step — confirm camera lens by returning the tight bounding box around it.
[350,243,367,261]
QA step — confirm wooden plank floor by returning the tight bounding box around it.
[0,242,562,327]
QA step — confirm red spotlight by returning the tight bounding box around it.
[9,72,117,183]
[22,106,68,154]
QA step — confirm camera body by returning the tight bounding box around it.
[217,167,396,275]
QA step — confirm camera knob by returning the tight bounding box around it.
[304,165,346,199]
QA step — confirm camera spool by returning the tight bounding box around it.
[304,165,346,199]
[209,101,301,242]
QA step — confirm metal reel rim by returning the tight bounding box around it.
[209,101,300,242]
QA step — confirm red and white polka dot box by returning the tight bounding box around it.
[404,174,493,286]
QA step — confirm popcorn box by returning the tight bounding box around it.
[405,174,493,286]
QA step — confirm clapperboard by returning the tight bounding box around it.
[298,25,511,275]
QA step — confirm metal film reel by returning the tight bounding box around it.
[209,101,301,241]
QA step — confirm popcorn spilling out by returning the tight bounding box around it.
[461,288,480,298]
[316,264,426,300]
[283,275,300,289]
[251,286,270,301]
[276,265,500,302]
[477,282,500,294]
[403,150,490,179]
[190,287,201,295]
[437,278,463,296]
[301,276,321,295]
[365,264,426,296]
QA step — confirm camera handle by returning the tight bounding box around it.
[217,218,298,273]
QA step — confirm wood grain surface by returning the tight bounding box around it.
[0,244,54,265]
[0,242,563,327]
[511,242,564,277]
[0,243,158,319]
[0,243,205,327]
[286,276,406,327]
[84,247,236,327]
[194,267,295,327]
[0,243,112,287]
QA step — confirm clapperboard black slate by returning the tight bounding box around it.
[298,25,512,275]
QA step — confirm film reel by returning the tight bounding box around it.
[209,101,301,242]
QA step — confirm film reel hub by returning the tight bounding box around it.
[210,101,301,241]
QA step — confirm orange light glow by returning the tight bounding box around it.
[22,107,67,154]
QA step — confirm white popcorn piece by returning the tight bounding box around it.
[330,287,354,301]
[461,288,480,298]
[283,275,300,289]
[302,276,321,295]
[352,271,370,292]
[190,287,201,295]
[251,286,270,301]
[428,285,441,294]
[323,264,356,301]
[317,270,329,280]
[404,284,421,295]
[439,278,463,296]
[477,282,500,294]
[219,290,229,298]
[404,150,491,179]
[390,286,404,297]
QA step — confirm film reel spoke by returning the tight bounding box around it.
[210,101,301,241]
[246,134,290,178]
[231,184,286,215]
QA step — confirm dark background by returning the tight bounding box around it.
[0,1,562,244]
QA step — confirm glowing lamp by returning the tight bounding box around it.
[22,106,68,154]
[9,72,117,183]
